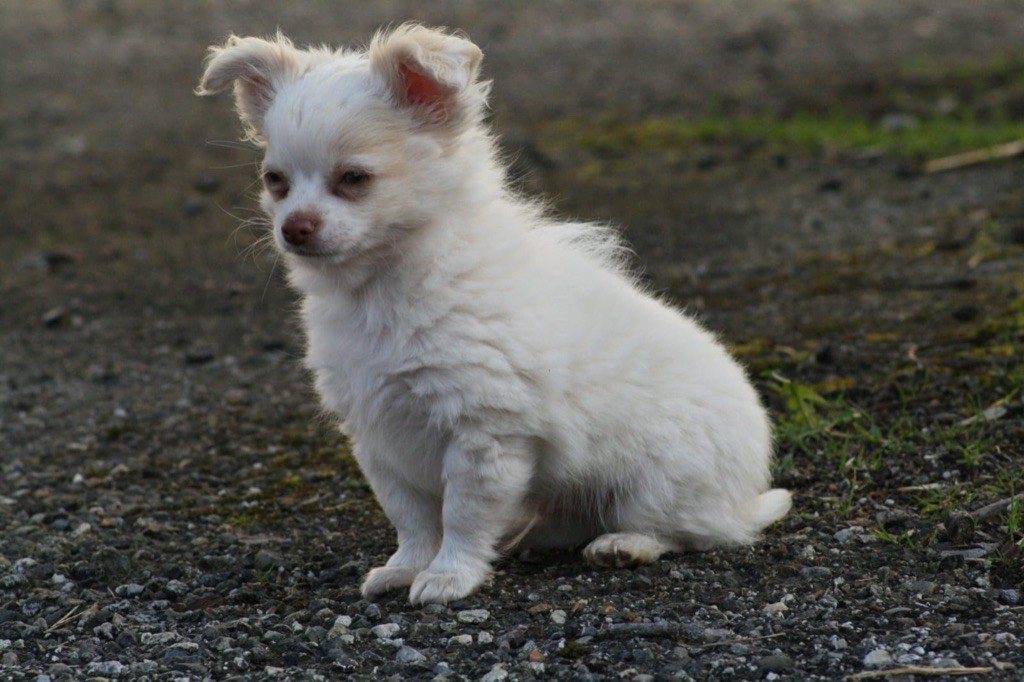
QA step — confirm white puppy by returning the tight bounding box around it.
[198,25,791,605]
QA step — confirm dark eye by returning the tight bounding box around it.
[262,170,289,199]
[340,170,369,186]
[333,170,372,199]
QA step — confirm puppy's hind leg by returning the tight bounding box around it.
[582,532,675,568]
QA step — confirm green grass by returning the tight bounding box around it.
[767,371,1004,514]
[540,113,1024,159]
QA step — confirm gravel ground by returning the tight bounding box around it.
[3,1,1024,680]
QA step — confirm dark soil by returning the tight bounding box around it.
[3,1,1024,680]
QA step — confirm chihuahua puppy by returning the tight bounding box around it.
[198,25,791,605]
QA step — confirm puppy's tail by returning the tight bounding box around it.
[749,488,792,530]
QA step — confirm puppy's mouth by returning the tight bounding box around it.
[282,244,339,260]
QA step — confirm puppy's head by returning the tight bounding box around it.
[197,25,486,266]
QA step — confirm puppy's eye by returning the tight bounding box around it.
[262,170,289,199]
[333,170,372,198]
[341,171,369,186]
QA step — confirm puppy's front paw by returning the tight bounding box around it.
[408,570,485,605]
[583,532,669,568]
[361,566,418,600]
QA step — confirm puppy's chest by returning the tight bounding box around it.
[302,297,476,431]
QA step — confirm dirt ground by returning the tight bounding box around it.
[3,1,1024,680]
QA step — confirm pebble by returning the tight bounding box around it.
[999,589,1020,605]
[456,609,489,624]
[254,550,283,570]
[42,307,66,327]
[801,566,832,579]
[906,581,936,595]
[364,603,382,620]
[115,583,144,597]
[550,609,567,625]
[371,623,401,640]
[480,665,509,681]
[395,645,426,664]
[758,654,794,672]
[433,662,455,677]
[864,648,894,668]
[448,634,473,646]
[833,528,855,543]
[86,660,126,677]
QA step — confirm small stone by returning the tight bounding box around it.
[762,602,788,615]
[801,566,832,579]
[550,609,567,625]
[42,307,66,327]
[332,615,353,629]
[50,519,70,532]
[115,583,144,597]
[395,645,426,664]
[934,658,963,669]
[456,608,489,624]
[478,631,493,644]
[833,528,855,543]
[433,662,455,677]
[165,579,188,595]
[480,665,508,682]
[701,628,731,642]
[818,177,843,192]
[94,622,116,639]
[906,581,936,595]
[757,654,794,672]
[447,634,473,646]
[364,603,382,620]
[999,589,1020,605]
[254,550,283,570]
[86,660,126,677]
[371,623,401,640]
[864,648,894,668]
[184,345,215,365]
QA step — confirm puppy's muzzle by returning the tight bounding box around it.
[281,213,321,247]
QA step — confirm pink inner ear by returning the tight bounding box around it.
[400,63,447,107]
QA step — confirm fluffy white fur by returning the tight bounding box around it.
[198,24,792,605]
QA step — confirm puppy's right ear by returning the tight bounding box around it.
[196,34,300,140]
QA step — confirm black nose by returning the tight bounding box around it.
[281,213,320,246]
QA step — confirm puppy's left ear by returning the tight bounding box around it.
[196,33,300,141]
[369,24,485,129]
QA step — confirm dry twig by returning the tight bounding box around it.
[970,492,1024,522]
[45,604,96,633]
[845,665,993,680]
[922,139,1024,174]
